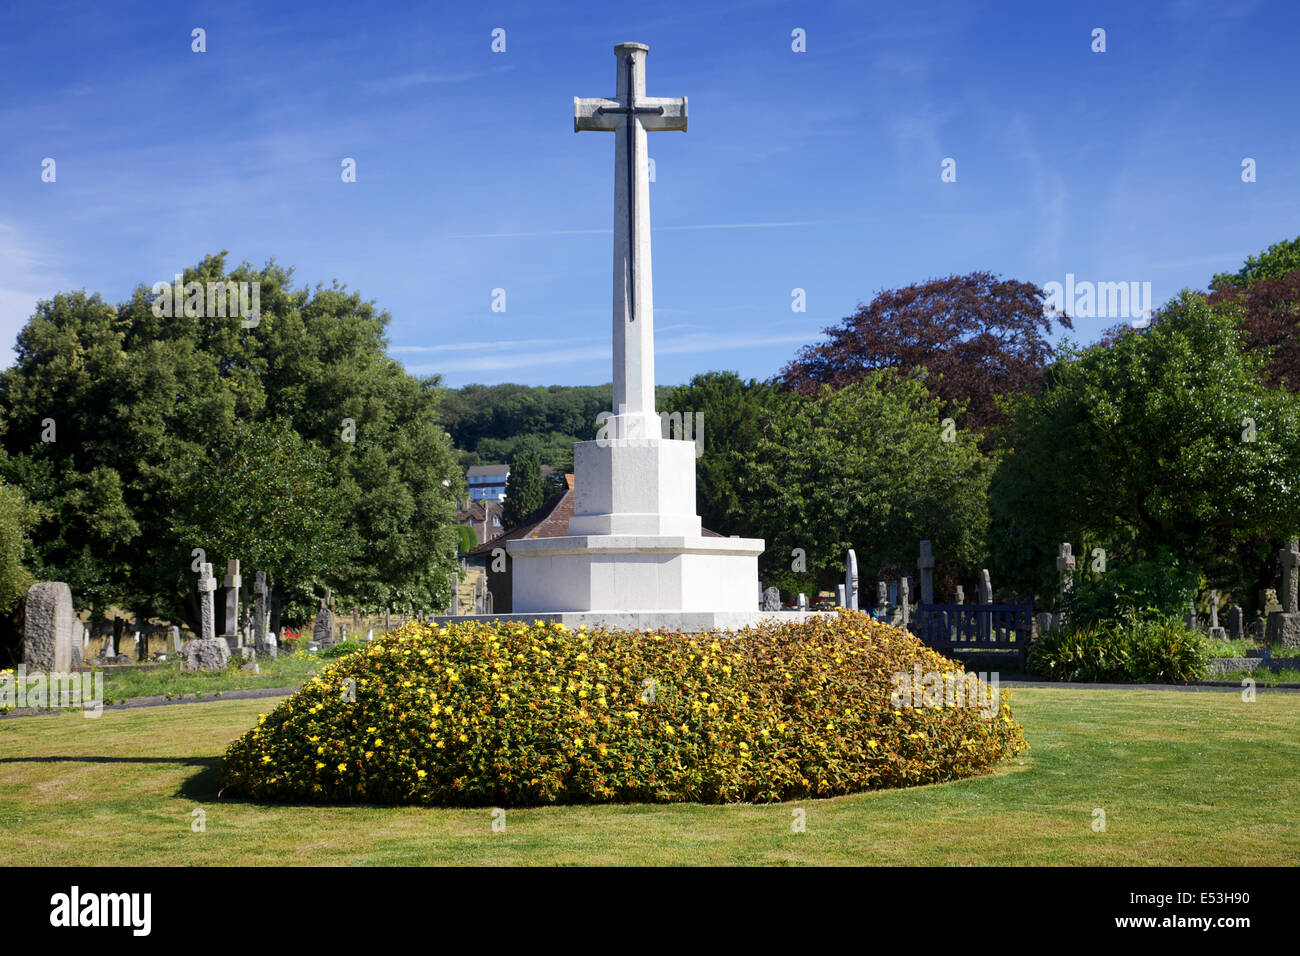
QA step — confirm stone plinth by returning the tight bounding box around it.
[182,637,230,672]
[1265,611,1300,648]
[567,436,701,536]
[432,609,832,633]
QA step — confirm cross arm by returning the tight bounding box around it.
[574,97,620,132]
[639,96,687,131]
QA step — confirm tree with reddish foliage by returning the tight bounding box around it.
[777,272,1071,436]
[1207,267,1300,392]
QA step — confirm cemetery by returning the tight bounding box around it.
[2,16,1300,871]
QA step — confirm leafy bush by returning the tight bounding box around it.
[319,639,366,659]
[1028,617,1211,683]
[220,612,1026,805]
[1063,559,1197,631]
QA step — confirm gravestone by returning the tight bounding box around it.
[837,584,846,607]
[917,541,935,606]
[978,569,994,634]
[1035,611,1054,637]
[1184,600,1198,631]
[313,595,336,647]
[1265,539,1300,648]
[252,571,274,657]
[352,606,361,631]
[103,632,116,660]
[448,572,459,615]
[170,626,182,653]
[222,559,242,648]
[797,593,808,611]
[1056,543,1075,628]
[761,586,782,612]
[183,563,230,671]
[954,585,965,604]
[844,550,859,611]
[1207,590,1226,640]
[23,582,74,672]
[899,577,911,629]
[1227,605,1244,642]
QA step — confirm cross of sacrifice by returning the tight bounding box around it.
[574,43,687,438]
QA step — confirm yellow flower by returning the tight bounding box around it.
[337,762,348,772]
[417,769,427,779]
[867,740,878,749]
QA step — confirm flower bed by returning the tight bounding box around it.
[219,611,1025,805]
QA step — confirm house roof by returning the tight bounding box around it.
[467,464,509,477]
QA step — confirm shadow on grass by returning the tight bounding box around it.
[0,754,225,802]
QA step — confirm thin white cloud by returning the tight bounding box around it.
[448,220,834,239]
[0,223,66,368]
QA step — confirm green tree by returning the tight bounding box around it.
[0,478,39,614]
[738,374,991,595]
[1211,235,1300,291]
[990,291,1300,607]
[502,449,545,527]
[661,372,776,536]
[169,419,350,628]
[0,253,464,622]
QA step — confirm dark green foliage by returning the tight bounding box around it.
[455,524,479,553]
[440,384,611,470]
[0,253,463,624]
[990,292,1300,599]
[319,639,366,659]
[1028,618,1212,683]
[502,449,545,527]
[1063,558,1198,631]
[0,478,39,615]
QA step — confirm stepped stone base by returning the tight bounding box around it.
[430,609,833,634]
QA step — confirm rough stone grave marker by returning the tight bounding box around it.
[761,586,782,612]
[1228,605,1244,642]
[23,582,74,672]
[1265,539,1300,647]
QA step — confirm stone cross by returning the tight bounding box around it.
[222,559,241,641]
[1208,589,1226,640]
[1281,539,1300,614]
[198,562,217,641]
[899,578,911,628]
[844,549,859,611]
[253,571,269,649]
[575,42,688,439]
[918,540,935,605]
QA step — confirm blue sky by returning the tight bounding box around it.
[1,0,1296,387]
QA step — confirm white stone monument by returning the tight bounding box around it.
[504,42,766,628]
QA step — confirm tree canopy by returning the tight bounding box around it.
[777,272,1071,437]
[0,253,463,625]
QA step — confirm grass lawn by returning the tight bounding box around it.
[2,686,1297,866]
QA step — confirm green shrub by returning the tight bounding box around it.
[319,639,365,659]
[455,524,479,553]
[1063,559,1197,631]
[1028,617,1211,683]
[219,612,1026,806]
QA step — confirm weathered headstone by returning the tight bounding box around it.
[448,572,459,615]
[222,559,242,647]
[1056,542,1075,628]
[844,549,859,611]
[917,541,935,606]
[170,625,182,653]
[1227,605,1244,642]
[313,594,336,647]
[899,577,911,629]
[102,633,116,660]
[1184,600,1198,631]
[978,569,993,634]
[954,584,965,604]
[1265,539,1300,648]
[797,593,808,611]
[23,582,74,672]
[183,563,230,671]
[761,586,782,612]
[1035,611,1054,637]
[836,584,846,607]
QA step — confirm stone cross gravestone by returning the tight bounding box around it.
[844,550,859,611]
[918,541,935,606]
[1266,539,1300,648]
[22,582,74,672]
[222,559,241,646]
[184,563,230,671]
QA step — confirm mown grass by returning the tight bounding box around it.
[1,686,1297,865]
